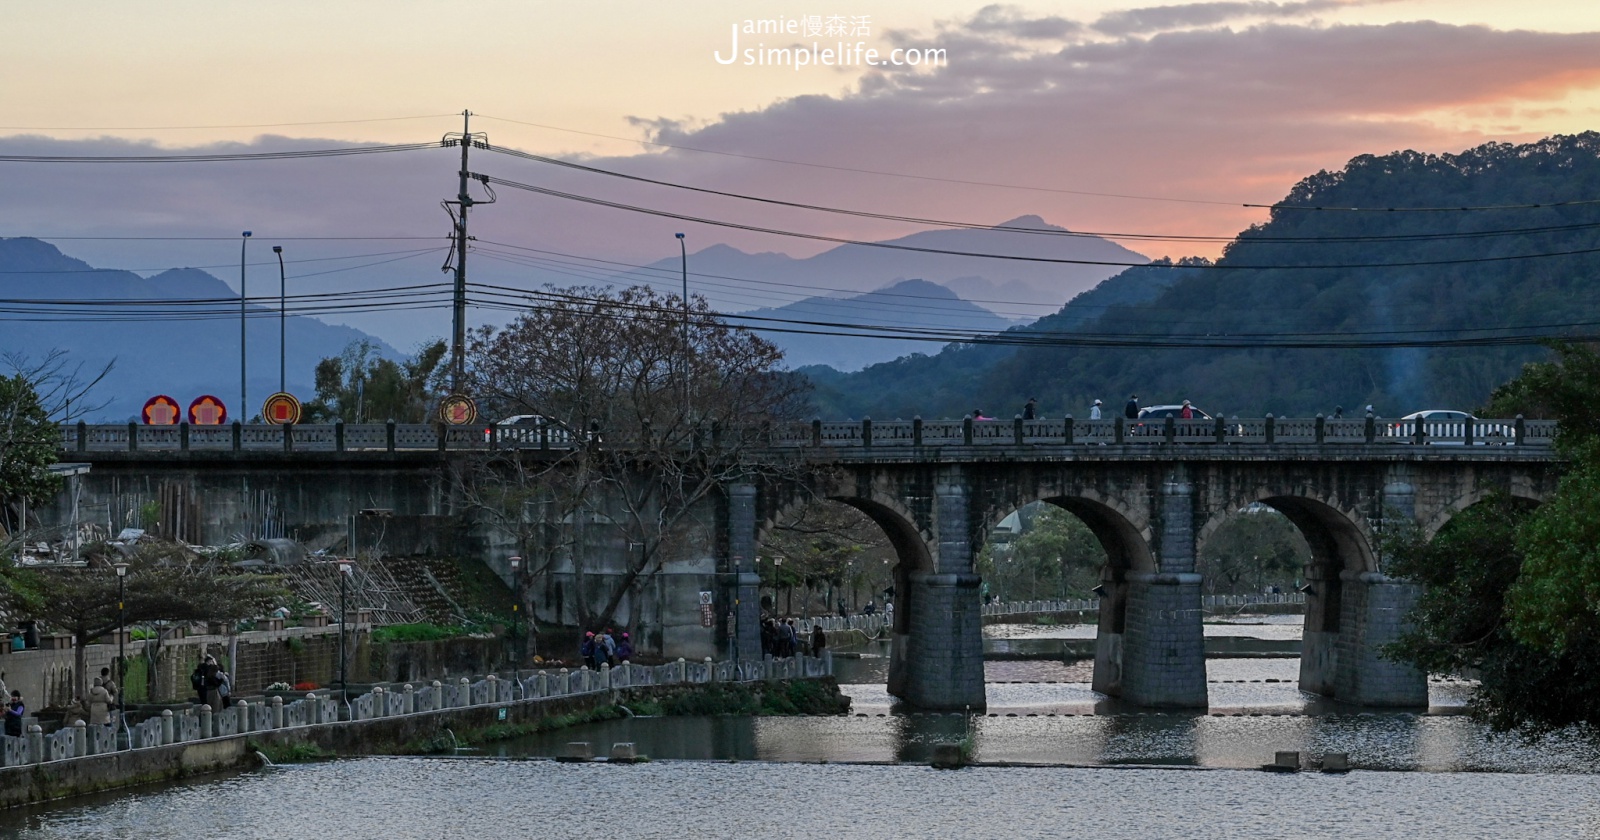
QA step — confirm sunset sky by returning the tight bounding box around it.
[6,0,1600,344]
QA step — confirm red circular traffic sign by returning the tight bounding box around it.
[143,395,181,425]
[188,395,228,425]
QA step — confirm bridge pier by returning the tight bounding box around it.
[1331,572,1426,706]
[897,572,986,711]
[1119,572,1208,707]
[1113,468,1207,707]
[726,484,764,662]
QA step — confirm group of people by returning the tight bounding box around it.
[579,628,632,669]
[761,617,827,659]
[190,654,232,710]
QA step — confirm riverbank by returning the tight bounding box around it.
[0,655,840,810]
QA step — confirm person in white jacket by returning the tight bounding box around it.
[1089,399,1103,420]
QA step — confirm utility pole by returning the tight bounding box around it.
[448,110,477,394]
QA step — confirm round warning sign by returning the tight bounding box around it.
[188,395,228,426]
[439,394,478,425]
[142,395,181,425]
[261,392,303,425]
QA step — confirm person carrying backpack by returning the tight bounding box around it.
[191,661,210,707]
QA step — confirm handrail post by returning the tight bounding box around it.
[1364,414,1376,443]
[1013,415,1024,445]
[811,418,822,447]
[1214,415,1225,444]
[1463,418,1474,446]
[1264,414,1275,445]
[1114,416,1125,444]
[861,417,872,448]
[76,420,87,453]
[1314,414,1325,445]
[231,420,242,451]
[1064,414,1074,445]
[335,420,345,452]
[1164,415,1175,444]
[283,421,294,453]
[127,421,137,452]
[386,419,397,452]
[963,417,974,445]
[437,422,448,453]
[912,416,923,446]
[180,421,190,452]
[1515,414,1525,446]
[1413,416,1425,446]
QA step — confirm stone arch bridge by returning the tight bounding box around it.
[734,415,1562,711]
[55,415,1561,711]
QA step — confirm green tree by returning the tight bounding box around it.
[1385,495,1600,737]
[0,540,287,704]
[1,350,110,541]
[760,501,892,615]
[0,373,57,537]
[1197,508,1309,595]
[978,503,1106,600]
[1388,342,1600,737]
[305,339,448,423]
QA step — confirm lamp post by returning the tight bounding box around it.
[338,560,352,715]
[240,231,252,415]
[675,233,688,415]
[273,245,286,394]
[114,562,128,749]
[508,555,522,697]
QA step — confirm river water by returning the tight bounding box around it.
[4,621,1599,839]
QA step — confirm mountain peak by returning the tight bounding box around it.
[994,214,1066,232]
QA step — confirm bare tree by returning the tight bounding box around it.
[464,285,811,632]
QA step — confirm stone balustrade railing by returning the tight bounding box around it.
[57,415,1558,454]
[0,654,832,768]
[979,593,1306,617]
[799,614,890,636]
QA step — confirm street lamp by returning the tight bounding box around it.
[273,245,286,395]
[240,231,252,416]
[338,560,352,715]
[675,233,688,415]
[508,555,522,698]
[114,562,128,749]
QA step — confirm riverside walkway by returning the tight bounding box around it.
[0,653,832,805]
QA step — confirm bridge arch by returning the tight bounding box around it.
[1423,482,1549,541]
[980,489,1155,577]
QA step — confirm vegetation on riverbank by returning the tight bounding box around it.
[401,678,852,755]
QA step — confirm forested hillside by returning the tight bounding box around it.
[808,134,1600,420]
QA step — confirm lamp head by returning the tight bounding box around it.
[272,245,282,254]
[114,562,128,578]
[509,555,521,571]
[242,231,252,238]
[338,561,353,576]
[675,232,685,240]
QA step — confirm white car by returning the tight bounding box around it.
[1391,409,1508,444]
[486,414,574,447]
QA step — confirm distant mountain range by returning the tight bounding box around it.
[809,134,1600,420]
[731,278,1021,369]
[626,215,1150,370]
[0,237,396,422]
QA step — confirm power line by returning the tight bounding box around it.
[472,113,1253,207]
[473,173,1600,271]
[480,144,1600,246]
[0,141,442,164]
[0,246,447,275]
[0,114,458,131]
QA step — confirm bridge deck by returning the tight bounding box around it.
[56,416,1557,460]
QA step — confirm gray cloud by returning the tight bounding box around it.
[1092,0,1387,37]
[4,19,1599,351]
[967,4,1083,40]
